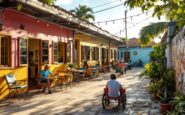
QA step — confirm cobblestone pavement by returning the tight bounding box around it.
[0,68,160,115]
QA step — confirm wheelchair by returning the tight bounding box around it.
[102,88,126,110]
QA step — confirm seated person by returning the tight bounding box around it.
[106,74,123,98]
[83,61,92,78]
[116,61,125,75]
[105,60,111,72]
[40,65,54,94]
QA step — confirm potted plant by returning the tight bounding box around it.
[148,81,162,100]
[68,63,75,68]
[158,69,176,113]
[158,87,172,113]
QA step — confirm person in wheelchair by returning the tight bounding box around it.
[106,74,124,98]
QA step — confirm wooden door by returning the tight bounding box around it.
[124,51,130,62]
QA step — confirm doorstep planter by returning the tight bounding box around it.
[160,102,171,113]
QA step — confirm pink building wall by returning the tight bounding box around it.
[0,9,73,67]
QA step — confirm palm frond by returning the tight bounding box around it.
[83,14,95,21]
[139,22,168,45]
[70,5,95,21]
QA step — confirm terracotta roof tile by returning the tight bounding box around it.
[119,38,155,47]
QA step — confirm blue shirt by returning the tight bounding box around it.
[107,80,121,97]
[40,70,51,80]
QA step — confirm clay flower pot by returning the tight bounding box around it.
[160,103,171,113]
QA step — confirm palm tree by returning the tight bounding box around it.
[140,22,168,45]
[139,6,185,45]
[139,9,180,45]
[71,5,95,21]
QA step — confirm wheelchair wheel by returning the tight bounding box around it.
[102,94,110,109]
[122,94,126,110]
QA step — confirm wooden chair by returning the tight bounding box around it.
[5,74,28,98]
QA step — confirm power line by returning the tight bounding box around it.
[92,4,124,14]
[95,10,153,24]
[92,0,120,9]
[115,16,152,36]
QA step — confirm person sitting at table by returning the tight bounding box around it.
[40,65,54,94]
[105,59,111,72]
[83,61,92,78]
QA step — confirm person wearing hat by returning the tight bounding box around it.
[40,65,54,94]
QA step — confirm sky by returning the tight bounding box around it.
[55,0,166,40]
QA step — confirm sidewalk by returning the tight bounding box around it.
[0,68,160,115]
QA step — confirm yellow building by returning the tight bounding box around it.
[74,34,120,67]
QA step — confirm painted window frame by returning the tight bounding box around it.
[53,42,59,63]
[19,37,28,66]
[41,40,49,64]
[53,42,64,63]
[0,36,11,67]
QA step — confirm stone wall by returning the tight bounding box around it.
[172,26,185,94]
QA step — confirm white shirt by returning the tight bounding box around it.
[106,80,121,97]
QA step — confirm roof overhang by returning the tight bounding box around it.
[0,0,123,45]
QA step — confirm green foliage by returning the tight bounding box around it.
[70,5,95,21]
[141,61,165,82]
[169,93,185,114]
[17,4,22,11]
[67,63,78,69]
[157,69,176,103]
[148,81,162,94]
[149,44,164,61]
[141,44,166,80]
[124,0,185,45]
[140,22,168,45]
[68,63,75,68]
[124,0,185,22]
[39,0,56,5]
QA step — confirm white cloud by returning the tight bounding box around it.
[55,0,73,5]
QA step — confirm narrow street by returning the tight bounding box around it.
[0,68,160,115]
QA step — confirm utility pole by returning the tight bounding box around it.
[125,10,129,62]
[125,10,128,41]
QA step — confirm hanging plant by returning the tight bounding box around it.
[38,0,56,5]
[17,4,22,11]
